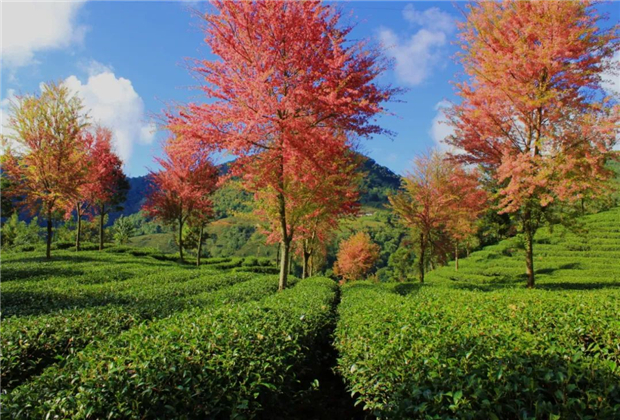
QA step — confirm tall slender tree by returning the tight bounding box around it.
[143,138,218,262]
[447,0,619,287]
[2,82,90,258]
[85,127,129,251]
[168,0,395,290]
[443,166,488,271]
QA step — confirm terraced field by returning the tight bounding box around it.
[335,207,620,419]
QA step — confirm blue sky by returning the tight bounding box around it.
[2,1,618,177]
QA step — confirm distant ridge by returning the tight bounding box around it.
[110,154,402,222]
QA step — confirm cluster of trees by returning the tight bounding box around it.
[162,0,395,289]
[333,0,618,287]
[445,0,619,288]
[2,82,128,258]
[143,138,219,265]
[2,1,617,291]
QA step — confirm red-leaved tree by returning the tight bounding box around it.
[168,0,395,290]
[447,0,619,287]
[2,82,90,259]
[444,166,488,271]
[254,144,362,279]
[334,231,381,283]
[390,151,486,282]
[143,138,218,262]
[67,126,128,251]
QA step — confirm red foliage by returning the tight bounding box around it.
[142,138,218,260]
[390,151,487,281]
[168,0,395,288]
[81,127,126,214]
[446,0,619,286]
[334,231,381,283]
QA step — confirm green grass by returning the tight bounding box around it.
[335,207,620,419]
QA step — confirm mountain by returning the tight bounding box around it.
[111,154,402,222]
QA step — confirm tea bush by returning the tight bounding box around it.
[336,282,620,419]
[3,277,338,419]
[1,271,280,390]
[335,207,620,419]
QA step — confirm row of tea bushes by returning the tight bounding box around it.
[2,272,269,390]
[3,277,338,419]
[2,264,222,318]
[335,282,620,419]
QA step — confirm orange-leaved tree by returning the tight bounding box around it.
[444,165,488,271]
[390,151,486,282]
[167,0,395,290]
[2,82,90,258]
[334,231,381,283]
[143,138,218,262]
[447,0,619,287]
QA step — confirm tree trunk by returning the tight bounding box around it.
[99,204,105,251]
[46,210,53,259]
[75,205,81,252]
[581,198,585,216]
[178,219,184,263]
[196,225,203,266]
[279,239,290,291]
[288,245,293,275]
[302,251,311,279]
[454,241,459,271]
[525,229,535,289]
[276,242,281,268]
[277,186,290,290]
[418,232,425,283]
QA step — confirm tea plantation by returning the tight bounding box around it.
[2,207,619,419]
[336,207,620,419]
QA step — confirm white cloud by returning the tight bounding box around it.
[1,1,88,69]
[1,89,19,153]
[601,50,620,97]
[63,68,156,163]
[379,4,455,86]
[403,4,455,33]
[430,100,454,151]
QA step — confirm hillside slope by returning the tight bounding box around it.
[336,207,620,419]
[427,206,620,289]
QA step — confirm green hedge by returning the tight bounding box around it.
[1,271,263,390]
[335,282,620,419]
[3,277,338,419]
[234,266,280,275]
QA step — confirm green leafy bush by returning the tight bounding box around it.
[336,282,620,419]
[3,277,338,419]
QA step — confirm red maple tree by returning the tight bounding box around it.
[143,138,218,262]
[447,0,619,287]
[444,166,488,271]
[168,0,395,289]
[390,151,487,282]
[67,126,128,251]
